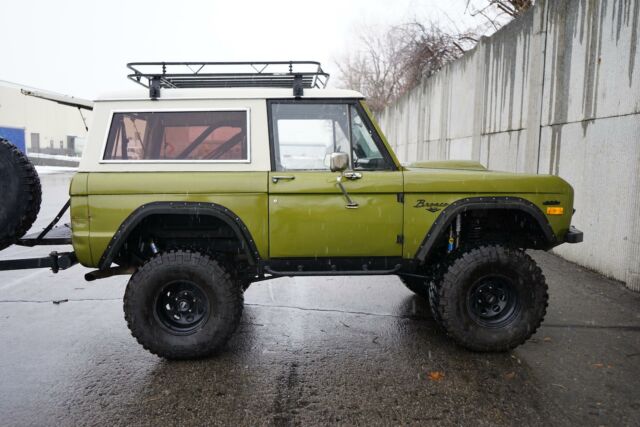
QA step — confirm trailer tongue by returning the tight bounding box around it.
[0,251,76,273]
[0,200,77,273]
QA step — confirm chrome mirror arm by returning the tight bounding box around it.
[336,175,359,209]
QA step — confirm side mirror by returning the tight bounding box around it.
[329,152,349,172]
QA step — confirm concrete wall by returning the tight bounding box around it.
[0,80,91,161]
[379,0,640,291]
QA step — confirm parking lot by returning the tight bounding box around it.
[1,171,639,426]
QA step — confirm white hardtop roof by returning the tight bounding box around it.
[95,87,364,102]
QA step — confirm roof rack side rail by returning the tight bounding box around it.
[126,61,330,99]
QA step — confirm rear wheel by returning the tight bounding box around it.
[124,250,243,359]
[430,245,548,352]
[0,138,41,250]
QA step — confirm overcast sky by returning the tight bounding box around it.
[0,0,492,99]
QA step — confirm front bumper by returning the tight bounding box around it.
[565,226,583,243]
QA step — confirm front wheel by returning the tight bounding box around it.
[429,245,548,352]
[124,250,243,360]
[399,276,429,299]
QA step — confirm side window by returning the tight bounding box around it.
[270,102,391,171]
[103,110,248,161]
[271,103,349,171]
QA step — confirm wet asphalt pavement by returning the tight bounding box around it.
[1,172,639,426]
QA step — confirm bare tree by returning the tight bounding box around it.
[335,1,532,112]
[465,0,533,29]
[491,0,533,16]
[336,23,477,112]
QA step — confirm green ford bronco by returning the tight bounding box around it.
[0,62,582,359]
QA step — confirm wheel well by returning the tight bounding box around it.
[457,209,549,248]
[111,213,250,268]
[421,207,553,263]
[99,202,261,272]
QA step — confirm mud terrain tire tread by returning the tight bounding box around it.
[427,261,451,328]
[432,245,548,352]
[123,250,243,360]
[0,138,41,250]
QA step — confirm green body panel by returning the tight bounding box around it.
[72,172,269,267]
[403,167,572,194]
[402,192,572,259]
[402,167,573,258]
[402,169,573,258]
[70,172,88,195]
[70,167,574,266]
[69,173,91,266]
[268,171,403,257]
[86,172,267,195]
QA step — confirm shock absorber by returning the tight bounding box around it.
[149,239,159,255]
[446,215,463,253]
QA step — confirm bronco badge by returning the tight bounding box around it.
[413,199,449,212]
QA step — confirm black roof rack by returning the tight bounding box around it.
[126,61,330,99]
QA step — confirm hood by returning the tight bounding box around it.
[403,164,573,195]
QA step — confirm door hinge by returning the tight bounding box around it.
[397,193,404,203]
[396,234,404,244]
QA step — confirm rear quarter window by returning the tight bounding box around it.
[103,110,249,162]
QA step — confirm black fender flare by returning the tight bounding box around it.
[98,201,261,269]
[415,196,557,263]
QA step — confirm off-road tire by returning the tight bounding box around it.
[427,262,449,328]
[399,276,429,299]
[428,279,444,328]
[430,245,548,352]
[0,138,41,250]
[124,250,243,360]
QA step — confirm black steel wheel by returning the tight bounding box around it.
[124,250,243,360]
[429,245,548,352]
[155,280,210,333]
[467,275,520,328]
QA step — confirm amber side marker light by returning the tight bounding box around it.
[546,207,564,215]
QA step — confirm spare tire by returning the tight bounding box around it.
[0,138,42,251]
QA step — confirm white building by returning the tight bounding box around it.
[0,80,92,164]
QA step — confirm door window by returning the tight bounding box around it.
[270,103,349,171]
[270,102,391,171]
